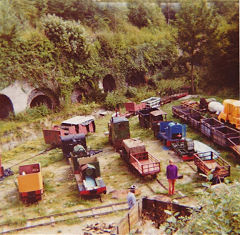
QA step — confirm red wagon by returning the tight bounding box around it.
[120,138,160,177]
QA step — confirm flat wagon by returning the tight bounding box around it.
[120,138,160,177]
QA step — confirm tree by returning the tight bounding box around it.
[127,0,165,28]
[206,3,239,90]
[175,0,218,93]
[0,0,20,41]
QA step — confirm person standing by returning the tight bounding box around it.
[127,185,136,209]
[212,166,222,185]
[166,160,178,195]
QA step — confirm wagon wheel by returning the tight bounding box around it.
[152,174,157,179]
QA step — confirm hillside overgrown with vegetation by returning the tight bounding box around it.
[0,0,239,106]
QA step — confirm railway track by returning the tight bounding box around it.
[0,202,128,234]
[6,146,55,169]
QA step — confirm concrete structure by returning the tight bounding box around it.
[0,81,58,119]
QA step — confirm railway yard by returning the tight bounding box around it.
[0,98,240,234]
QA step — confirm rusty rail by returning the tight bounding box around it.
[0,202,128,234]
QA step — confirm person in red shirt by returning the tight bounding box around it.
[166,160,178,195]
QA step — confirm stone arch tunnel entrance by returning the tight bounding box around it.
[28,89,58,109]
[30,95,52,109]
[126,71,146,86]
[103,74,116,92]
[0,94,14,119]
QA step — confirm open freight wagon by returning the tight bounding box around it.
[200,118,224,139]
[194,151,230,179]
[212,126,240,147]
[138,107,159,128]
[120,139,160,177]
[227,136,240,159]
[172,105,191,122]
[149,109,167,137]
[188,109,203,130]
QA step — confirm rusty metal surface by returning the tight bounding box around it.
[142,197,197,227]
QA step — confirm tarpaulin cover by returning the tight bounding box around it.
[62,115,95,126]
[194,140,219,158]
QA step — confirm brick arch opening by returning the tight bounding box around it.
[28,89,59,109]
[30,95,52,108]
[0,94,14,119]
[103,74,116,92]
[126,71,146,86]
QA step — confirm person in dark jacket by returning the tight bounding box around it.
[166,160,178,195]
[212,166,222,185]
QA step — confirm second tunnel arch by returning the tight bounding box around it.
[27,88,59,109]
[103,74,116,92]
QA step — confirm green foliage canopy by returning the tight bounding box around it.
[175,0,218,93]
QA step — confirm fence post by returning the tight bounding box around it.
[128,213,130,233]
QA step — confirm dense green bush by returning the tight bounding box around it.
[42,14,89,59]
[104,91,127,110]
[125,86,138,98]
[182,183,240,234]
